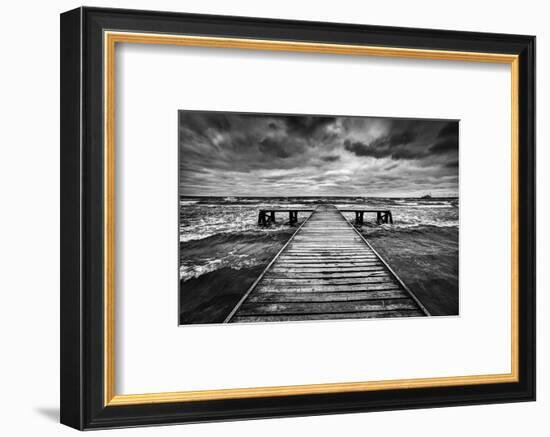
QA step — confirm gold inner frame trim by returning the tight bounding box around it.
[103,31,520,406]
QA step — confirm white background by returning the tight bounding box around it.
[118,45,511,394]
[0,0,547,436]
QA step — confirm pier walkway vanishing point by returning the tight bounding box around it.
[225,205,430,323]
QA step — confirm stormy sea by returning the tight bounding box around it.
[179,196,459,324]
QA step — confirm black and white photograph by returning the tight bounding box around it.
[51,3,537,432]
[179,111,459,324]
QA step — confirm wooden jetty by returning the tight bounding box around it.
[225,205,429,323]
[258,208,315,226]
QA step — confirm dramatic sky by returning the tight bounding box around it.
[179,111,458,197]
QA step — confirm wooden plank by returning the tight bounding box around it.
[299,234,356,235]
[269,267,387,273]
[256,283,402,293]
[277,258,380,263]
[284,250,376,254]
[231,310,424,322]
[299,233,352,235]
[299,234,351,235]
[271,264,387,275]
[294,236,360,238]
[292,242,364,245]
[296,235,356,237]
[272,262,383,268]
[277,260,379,265]
[298,229,356,232]
[289,240,369,243]
[284,251,377,255]
[283,255,376,259]
[238,299,420,315]
[261,277,397,285]
[231,310,421,323]
[291,239,363,242]
[292,247,357,251]
[247,290,408,302]
[279,251,379,255]
[289,242,371,245]
[265,275,390,281]
[294,234,360,237]
[296,230,357,233]
[265,272,390,280]
[272,266,384,272]
[299,228,349,230]
[287,245,372,247]
[278,255,377,258]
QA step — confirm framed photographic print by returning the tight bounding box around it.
[60,7,535,430]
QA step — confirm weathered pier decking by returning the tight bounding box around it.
[225,205,429,323]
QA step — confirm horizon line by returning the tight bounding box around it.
[179,195,459,199]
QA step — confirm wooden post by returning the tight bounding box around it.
[289,211,297,224]
[376,211,382,224]
[388,211,393,224]
[258,211,265,226]
[270,211,275,224]
[360,211,364,225]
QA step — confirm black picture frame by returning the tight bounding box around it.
[60,6,535,430]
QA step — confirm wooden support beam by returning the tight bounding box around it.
[258,208,392,227]
[289,211,298,224]
[258,211,266,226]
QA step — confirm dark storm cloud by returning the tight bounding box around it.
[344,140,379,157]
[430,138,458,154]
[179,111,459,196]
[277,115,337,137]
[437,122,458,139]
[343,130,421,160]
[258,137,305,159]
[343,122,456,162]
[371,131,417,148]
[429,122,459,155]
